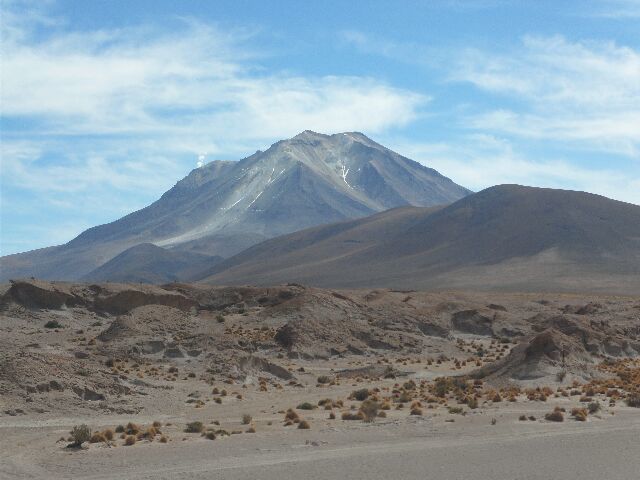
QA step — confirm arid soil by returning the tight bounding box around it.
[1,280,639,479]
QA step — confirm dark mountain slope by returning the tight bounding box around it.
[82,243,222,284]
[203,185,640,294]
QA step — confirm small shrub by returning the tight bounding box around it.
[317,375,332,384]
[588,401,601,414]
[298,420,311,429]
[398,391,412,403]
[70,424,91,446]
[115,425,125,433]
[103,429,114,441]
[448,406,463,414]
[519,415,527,421]
[44,320,63,329]
[410,407,423,416]
[626,393,640,408]
[124,435,136,446]
[185,421,204,433]
[328,412,336,419]
[403,380,417,390]
[241,414,252,425]
[159,435,168,443]
[351,388,369,401]
[205,431,216,440]
[297,402,315,410]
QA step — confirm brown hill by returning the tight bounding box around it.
[202,185,640,294]
[82,243,222,284]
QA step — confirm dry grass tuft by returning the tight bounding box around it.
[89,432,106,444]
[545,410,564,422]
[341,411,364,421]
[284,409,299,422]
[297,420,311,429]
[359,399,380,422]
[125,422,140,435]
[571,408,588,421]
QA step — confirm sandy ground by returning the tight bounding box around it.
[2,406,639,480]
[2,283,639,479]
[2,356,639,480]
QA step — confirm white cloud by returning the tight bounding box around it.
[450,36,640,157]
[1,13,425,140]
[391,134,640,206]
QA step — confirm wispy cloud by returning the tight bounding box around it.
[452,35,640,157]
[590,0,640,18]
[392,134,640,205]
[2,11,425,141]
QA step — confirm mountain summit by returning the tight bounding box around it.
[0,131,470,281]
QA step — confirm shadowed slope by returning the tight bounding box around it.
[203,185,640,294]
[82,243,222,284]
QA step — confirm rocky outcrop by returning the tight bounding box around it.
[1,279,197,314]
[2,280,80,309]
[451,310,494,336]
[472,328,594,383]
[238,356,293,380]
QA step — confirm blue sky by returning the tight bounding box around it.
[1,0,639,255]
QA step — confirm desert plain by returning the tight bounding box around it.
[1,279,639,479]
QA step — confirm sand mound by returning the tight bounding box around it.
[97,316,145,342]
